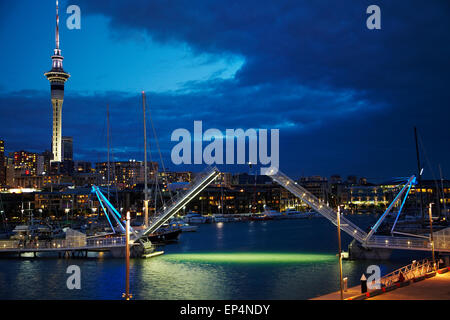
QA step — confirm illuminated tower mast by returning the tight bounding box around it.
[44,0,70,163]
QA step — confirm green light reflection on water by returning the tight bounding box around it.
[162,252,336,264]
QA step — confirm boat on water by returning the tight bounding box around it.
[263,208,284,220]
[282,208,310,219]
[10,224,64,240]
[249,213,272,221]
[146,227,182,243]
[184,212,207,224]
[213,215,235,223]
[169,219,198,232]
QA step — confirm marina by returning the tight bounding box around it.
[0,216,434,300]
[0,0,449,307]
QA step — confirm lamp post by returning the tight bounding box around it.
[122,211,132,300]
[337,206,344,300]
[428,203,436,270]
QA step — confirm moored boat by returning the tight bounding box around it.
[184,212,207,224]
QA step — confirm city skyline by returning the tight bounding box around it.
[0,1,449,180]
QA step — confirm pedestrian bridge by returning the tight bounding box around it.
[267,168,450,253]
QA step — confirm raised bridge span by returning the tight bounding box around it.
[133,166,221,241]
[267,169,450,253]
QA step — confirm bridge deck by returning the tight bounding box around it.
[0,236,130,254]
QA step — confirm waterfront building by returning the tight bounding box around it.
[44,0,70,163]
[347,185,390,208]
[231,173,272,185]
[347,175,358,185]
[298,176,329,202]
[0,140,5,186]
[72,172,102,187]
[159,171,192,184]
[409,180,450,217]
[74,161,93,173]
[330,174,342,184]
[96,160,158,189]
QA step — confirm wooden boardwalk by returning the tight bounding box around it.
[311,268,450,300]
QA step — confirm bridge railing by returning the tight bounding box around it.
[137,166,221,238]
[268,169,368,242]
[365,235,431,251]
[379,259,433,287]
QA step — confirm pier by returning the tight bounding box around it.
[0,236,132,257]
[312,264,450,300]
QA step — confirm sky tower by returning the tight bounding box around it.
[44,0,70,163]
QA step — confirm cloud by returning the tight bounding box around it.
[0,80,380,173]
[1,0,450,179]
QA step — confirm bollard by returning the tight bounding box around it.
[343,277,348,292]
[360,274,367,293]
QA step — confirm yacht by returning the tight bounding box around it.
[169,219,198,232]
[10,224,54,240]
[283,208,309,219]
[213,215,234,223]
[184,212,207,224]
[263,208,284,219]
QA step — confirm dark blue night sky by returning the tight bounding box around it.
[0,0,449,180]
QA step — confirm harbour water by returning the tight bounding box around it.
[0,215,428,300]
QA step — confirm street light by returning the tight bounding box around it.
[122,211,133,300]
[337,205,344,300]
[428,203,436,270]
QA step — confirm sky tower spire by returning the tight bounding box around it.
[55,0,60,51]
[45,0,70,163]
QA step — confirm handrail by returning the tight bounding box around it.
[379,259,433,287]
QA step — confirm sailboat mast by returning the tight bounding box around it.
[439,164,447,218]
[107,104,110,200]
[142,92,149,227]
[414,127,424,222]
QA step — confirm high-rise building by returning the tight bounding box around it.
[0,140,5,186]
[13,151,44,176]
[44,0,70,163]
[41,150,53,174]
[62,136,73,161]
[5,156,15,186]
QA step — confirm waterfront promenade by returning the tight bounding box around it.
[312,269,450,300]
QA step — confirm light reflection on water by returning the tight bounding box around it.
[0,217,427,300]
